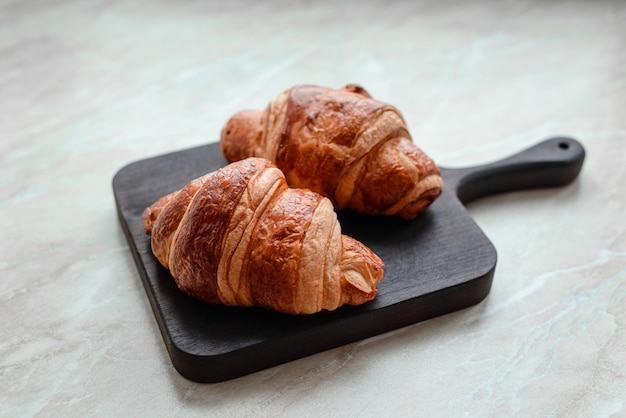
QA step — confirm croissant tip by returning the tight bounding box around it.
[220,110,263,162]
[142,207,155,235]
[342,83,372,98]
[338,235,384,307]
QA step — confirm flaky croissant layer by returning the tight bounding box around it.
[142,157,384,314]
[220,84,444,220]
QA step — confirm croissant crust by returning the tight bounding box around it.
[142,157,384,314]
[220,84,443,220]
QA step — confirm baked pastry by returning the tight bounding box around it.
[142,157,384,314]
[220,84,443,220]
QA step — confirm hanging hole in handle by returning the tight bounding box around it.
[558,141,570,150]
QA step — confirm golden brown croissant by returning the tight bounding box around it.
[142,157,384,314]
[220,84,443,220]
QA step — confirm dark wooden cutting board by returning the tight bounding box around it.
[113,136,584,383]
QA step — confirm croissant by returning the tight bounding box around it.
[220,84,443,220]
[142,157,384,315]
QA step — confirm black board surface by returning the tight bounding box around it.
[113,137,584,383]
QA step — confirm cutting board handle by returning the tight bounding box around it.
[445,137,585,204]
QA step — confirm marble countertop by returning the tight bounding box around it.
[3,0,625,416]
